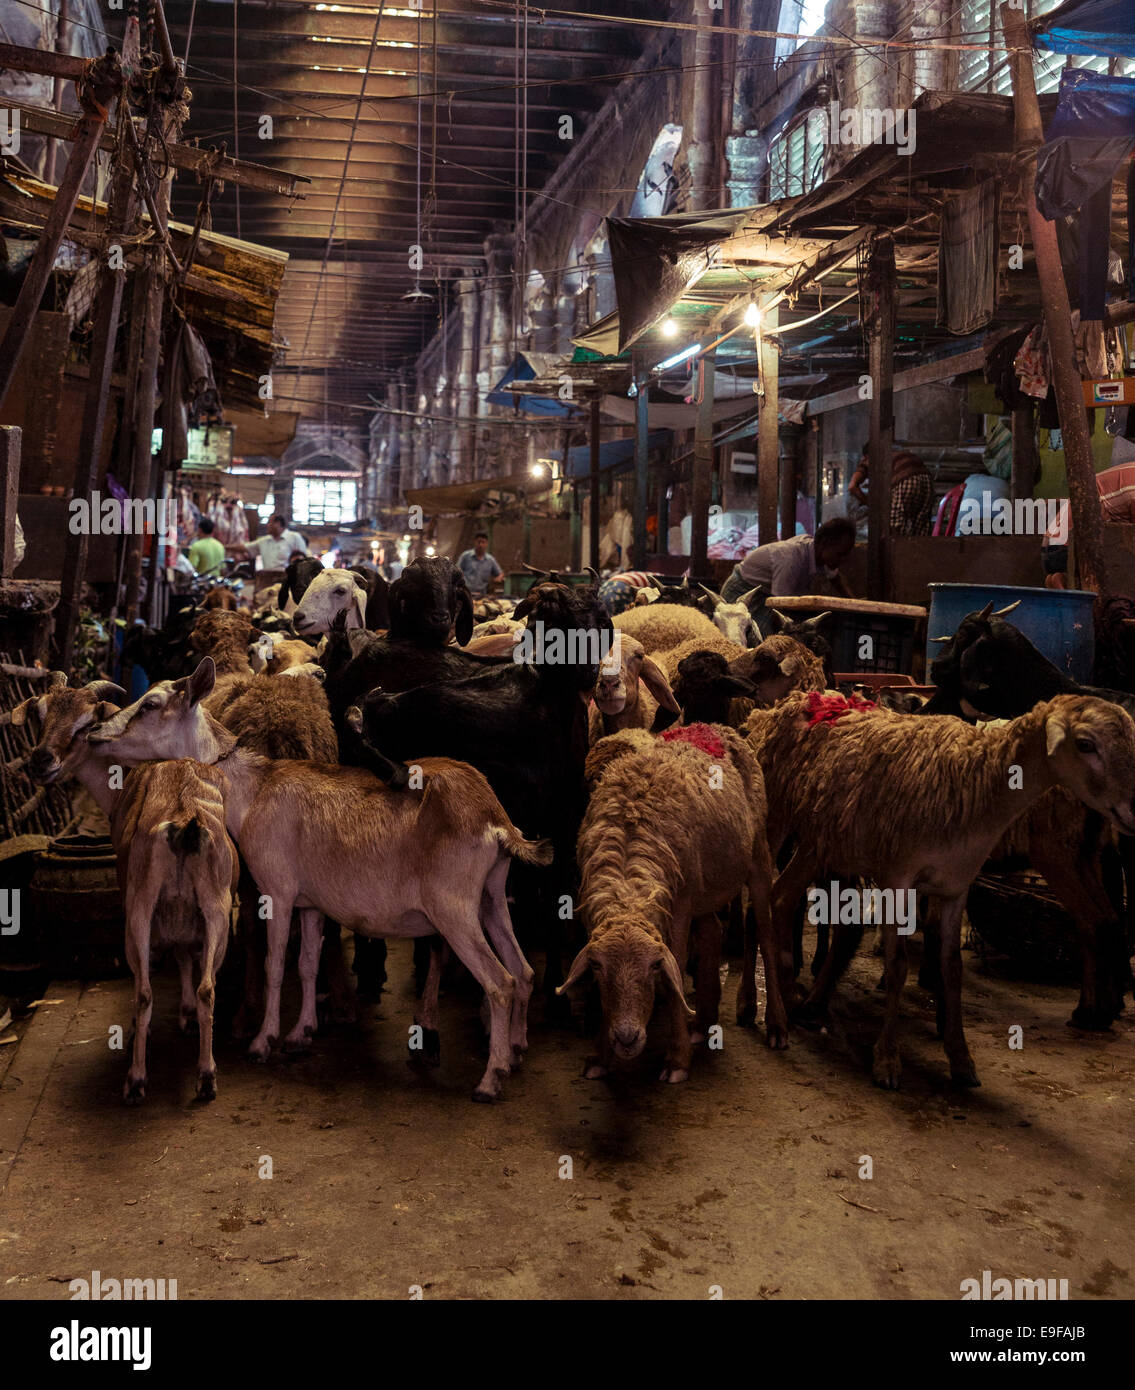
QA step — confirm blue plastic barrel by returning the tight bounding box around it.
[926,583,1095,682]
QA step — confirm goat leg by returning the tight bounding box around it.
[123,902,154,1105]
[479,859,535,1064]
[690,913,722,1045]
[250,896,294,1061]
[284,908,323,1051]
[411,938,446,1066]
[429,901,515,1101]
[749,864,789,1049]
[736,900,759,1028]
[195,898,230,1101]
[175,946,197,1034]
[938,893,979,1086]
[872,904,910,1090]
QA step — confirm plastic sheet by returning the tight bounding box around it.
[1034,0,1135,59]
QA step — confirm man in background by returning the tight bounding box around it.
[849,444,934,537]
[456,531,502,598]
[722,517,857,637]
[188,516,225,577]
[231,513,309,571]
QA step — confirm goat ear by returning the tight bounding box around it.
[639,655,681,714]
[778,658,795,676]
[658,946,695,1016]
[1045,716,1067,758]
[454,584,474,646]
[349,585,367,630]
[278,568,292,610]
[720,674,758,697]
[555,946,591,994]
[185,657,216,707]
[5,697,39,728]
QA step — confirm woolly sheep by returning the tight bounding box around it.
[588,634,680,743]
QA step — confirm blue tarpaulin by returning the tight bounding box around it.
[1033,0,1135,58]
[486,353,576,416]
[565,430,671,479]
[1046,68,1135,140]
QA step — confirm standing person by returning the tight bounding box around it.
[721,517,857,637]
[231,514,309,571]
[187,516,226,577]
[1043,454,1135,588]
[849,444,934,537]
[456,531,502,598]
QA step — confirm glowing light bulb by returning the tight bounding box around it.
[745,301,762,328]
[661,317,678,338]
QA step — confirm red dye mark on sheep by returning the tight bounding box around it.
[660,723,727,758]
[804,691,877,727]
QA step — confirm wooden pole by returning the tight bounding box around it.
[803,415,822,530]
[866,234,896,601]
[633,357,650,567]
[0,53,118,410]
[757,302,779,544]
[690,349,715,581]
[779,429,796,541]
[588,394,601,571]
[0,426,20,580]
[1002,2,1107,594]
[55,133,140,667]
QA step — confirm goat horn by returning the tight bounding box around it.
[992,599,1022,617]
[47,670,68,691]
[803,611,831,629]
[584,566,600,584]
[522,562,549,577]
[768,608,790,631]
[929,635,952,643]
[699,583,725,606]
[976,602,995,622]
[85,680,128,704]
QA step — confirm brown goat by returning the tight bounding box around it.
[112,759,238,1103]
[746,693,1135,1089]
[89,658,551,1101]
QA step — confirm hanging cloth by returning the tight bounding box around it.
[937,179,1000,335]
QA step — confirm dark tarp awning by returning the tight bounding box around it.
[1033,0,1135,57]
[605,208,753,353]
[565,429,671,479]
[486,352,577,416]
[404,472,545,512]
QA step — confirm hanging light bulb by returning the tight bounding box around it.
[661,317,679,338]
[745,300,762,328]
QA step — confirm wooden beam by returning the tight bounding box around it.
[805,343,991,415]
[633,356,650,566]
[0,41,87,80]
[866,236,896,601]
[589,396,601,571]
[1003,2,1106,594]
[11,103,307,198]
[758,304,779,546]
[0,426,19,581]
[691,351,716,579]
[1011,404,1038,505]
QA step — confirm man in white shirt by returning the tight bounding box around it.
[721,518,856,636]
[232,514,309,571]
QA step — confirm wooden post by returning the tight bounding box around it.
[779,430,796,540]
[588,394,601,570]
[803,416,822,530]
[569,481,582,571]
[1011,403,1038,504]
[0,53,118,410]
[633,359,650,568]
[866,234,896,601]
[758,302,779,544]
[690,350,715,581]
[0,426,20,580]
[1003,2,1107,594]
[55,136,140,666]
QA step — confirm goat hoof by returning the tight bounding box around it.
[792,1000,828,1032]
[178,1011,198,1036]
[510,1044,527,1066]
[248,1037,273,1062]
[196,1072,217,1102]
[689,1028,706,1046]
[872,1054,902,1090]
[735,1002,757,1028]
[658,1066,689,1084]
[471,1085,499,1103]
[583,1058,608,1079]
[766,1021,790,1050]
[1068,1005,1114,1032]
[123,1078,146,1105]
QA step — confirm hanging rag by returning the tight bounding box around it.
[937,179,999,335]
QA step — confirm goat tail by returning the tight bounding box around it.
[161,817,211,857]
[494,823,554,866]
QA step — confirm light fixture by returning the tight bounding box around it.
[530,462,547,478]
[655,343,700,372]
[745,300,763,328]
[661,317,678,338]
[425,545,436,557]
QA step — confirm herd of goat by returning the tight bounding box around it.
[5,553,1135,1104]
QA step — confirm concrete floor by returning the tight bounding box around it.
[1,931,1132,1301]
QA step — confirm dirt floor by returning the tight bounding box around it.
[1,929,1132,1301]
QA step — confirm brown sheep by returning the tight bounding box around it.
[745,692,1135,1089]
[561,724,787,1082]
[588,634,680,743]
[613,603,722,655]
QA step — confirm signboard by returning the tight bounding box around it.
[184,425,234,468]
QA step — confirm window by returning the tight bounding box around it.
[291,476,357,526]
[958,0,1069,95]
[768,108,828,200]
[776,0,826,66]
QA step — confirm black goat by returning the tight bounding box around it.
[670,650,758,726]
[350,577,613,1004]
[1093,594,1135,695]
